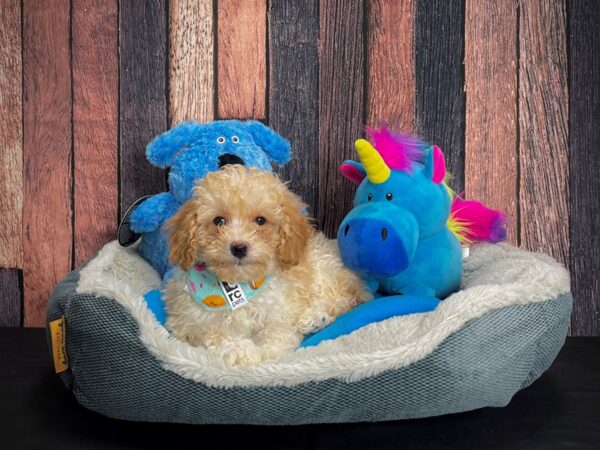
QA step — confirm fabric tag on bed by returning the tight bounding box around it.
[49,316,69,373]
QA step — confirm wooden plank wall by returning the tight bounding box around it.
[0,0,597,335]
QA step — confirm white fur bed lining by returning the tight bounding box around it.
[77,241,570,388]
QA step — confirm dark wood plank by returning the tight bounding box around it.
[318,0,366,237]
[0,269,21,327]
[217,0,266,119]
[73,0,118,266]
[519,0,569,263]
[414,0,465,192]
[169,0,214,124]
[367,0,414,132]
[0,0,23,269]
[464,0,518,243]
[268,0,319,215]
[22,0,72,327]
[119,0,168,215]
[569,0,600,337]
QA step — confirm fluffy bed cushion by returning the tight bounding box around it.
[47,241,572,424]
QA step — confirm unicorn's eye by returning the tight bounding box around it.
[231,136,240,143]
[216,136,225,144]
[367,193,373,201]
[213,216,226,226]
[386,193,393,201]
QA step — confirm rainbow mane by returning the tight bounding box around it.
[366,125,427,173]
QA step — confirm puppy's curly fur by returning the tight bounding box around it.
[164,165,370,367]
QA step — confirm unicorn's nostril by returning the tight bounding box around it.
[381,227,388,241]
[344,224,350,236]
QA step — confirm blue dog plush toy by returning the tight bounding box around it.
[128,120,291,280]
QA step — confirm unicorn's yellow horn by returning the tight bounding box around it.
[354,139,390,184]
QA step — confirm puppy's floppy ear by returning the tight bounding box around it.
[166,199,202,271]
[277,188,312,268]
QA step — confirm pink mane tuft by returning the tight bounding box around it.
[449,197,507,244]
[366,125,426,173]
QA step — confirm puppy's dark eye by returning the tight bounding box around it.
[367,193,373,201]
[255,216,266,225]
[213,216,226,226]
[385,192,393,201]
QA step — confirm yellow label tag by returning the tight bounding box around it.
[49,316,68,373]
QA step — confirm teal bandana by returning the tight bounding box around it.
[185,262,271,311]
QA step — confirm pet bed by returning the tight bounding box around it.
[46,241,571,425]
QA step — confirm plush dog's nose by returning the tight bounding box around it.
[230,242,248,259]
[218,153,245,168]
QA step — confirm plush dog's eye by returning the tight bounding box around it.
[367,193,373,201]
[213,216,226,226]
[216,136,225,144]
[385,192,393,201]
[231,136,239,143]
[255,216,266,225]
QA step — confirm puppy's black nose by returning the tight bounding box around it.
[230,242,248,259]
[218,153,245,168]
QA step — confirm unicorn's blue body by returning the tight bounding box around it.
[337,137,462,299]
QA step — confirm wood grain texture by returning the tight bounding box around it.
[464,0,518,243]
[0,269,21,327]
[22,0,72,327]
[569,0,600,336]
[217,0,266,119]
[0,0,23,268]
[415,0,465,192]
[73,0,118,266]
[169,0,214,125]
[318,0,366,237]
[119,0,168,215]
[518,0,569,263]
[269,0,319,215]
[367,0,414,132]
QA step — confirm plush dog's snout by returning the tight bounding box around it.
[219,153,245,168]
[230,242,248,259]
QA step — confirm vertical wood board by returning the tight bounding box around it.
[169,0,214,125]
[318,0,366,237]
[268,0,320,215]
[22,0,72,326]
[464,0,518,243]
[73,0,119,266]
[217,0,266,119]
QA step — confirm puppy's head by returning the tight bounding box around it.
[167,165,312,282]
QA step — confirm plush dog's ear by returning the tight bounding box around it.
[146,121,204,168]
[245,121,291,165]
[277,189,312,268]
[166,200,201,271]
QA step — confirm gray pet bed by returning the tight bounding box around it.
[46,241,571,425]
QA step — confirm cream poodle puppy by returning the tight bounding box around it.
[164,165,370,367]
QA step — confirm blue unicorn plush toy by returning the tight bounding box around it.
[128,120,291,281]
[302,126,506,347]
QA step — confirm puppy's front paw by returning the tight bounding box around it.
[296,311,332,334]
[219,339,264,368]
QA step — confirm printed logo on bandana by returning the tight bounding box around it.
[219,281,249,310]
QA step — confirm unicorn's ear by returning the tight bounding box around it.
[245,121,291,165]
[423,145,446,184]
[340,160,366,184]
[146,121,204,168]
